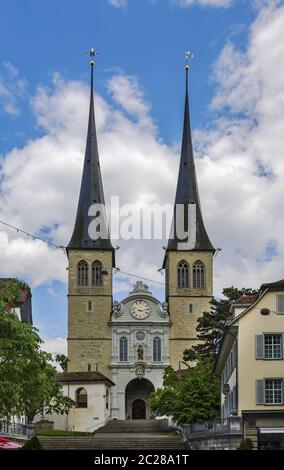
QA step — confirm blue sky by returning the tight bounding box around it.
[1,0,253,150]
[1,0,284,355]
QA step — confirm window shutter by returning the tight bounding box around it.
[255,335,264,359]
[277,295,284,314]
[256,379,265,405]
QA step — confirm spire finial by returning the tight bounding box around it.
[87,48,99,67]
[185,50,194,71]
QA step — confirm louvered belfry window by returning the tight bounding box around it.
[193,261,205,289]
[92,260,103,287]
[77,260,89,287]
[177,261,189,288]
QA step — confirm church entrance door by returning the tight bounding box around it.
[132,399,146,419]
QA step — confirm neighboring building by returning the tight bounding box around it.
[0,278,33,429]
[50,58,214,430]
[0,278,33,324]
[214,279,284,450]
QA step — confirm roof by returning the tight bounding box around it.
[67,63,114,256]
[231,294,258,305]
[164,68,214,264]
[260,279,284,291]
[57,371,115,386]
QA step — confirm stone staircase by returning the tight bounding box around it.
[38,420,188,450]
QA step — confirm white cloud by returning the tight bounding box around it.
[0,62,27,115]
[0,72,176,290]
[195,1,284,292]
[172,0,233,7]
[108,0,127,8]
[1,1,284,310]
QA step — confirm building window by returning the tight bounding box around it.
[177,261,189,288]
[119,337,128,362]
[92,260,103,287]
[193,261,205,289]
[153,337,161,362]
[106,388,110,410]
[277,295,284,314]
[88,301,92,311]
[265,379,283,404]
[75,387,88,408]
[77,260,89,287]
[88,363,91,372]
[189,303,193,313]
[264,335,282,359]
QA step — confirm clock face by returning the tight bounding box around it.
[130,300,150,320]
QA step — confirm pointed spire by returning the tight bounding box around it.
[67,55,113,253]
[165,60,214,255]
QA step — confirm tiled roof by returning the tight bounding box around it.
[57,371,115,386]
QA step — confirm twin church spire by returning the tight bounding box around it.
[68,52,213,256]
[166,62,214,253]
[67,55,113,252]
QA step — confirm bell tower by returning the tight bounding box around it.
[67,51,114,378]
[164,58,215,370]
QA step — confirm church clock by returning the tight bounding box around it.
[130,300,150,320]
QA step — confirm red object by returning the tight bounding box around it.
[0,437,23,450]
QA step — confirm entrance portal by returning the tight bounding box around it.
[125,378,155,420]
[132,399,146,419]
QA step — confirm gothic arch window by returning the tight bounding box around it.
[75,387,88,408]
[153,337,161,362]
[177,260,189,288]
[119,337,128,362]
[77,260,89,287]
[193,261,205,289]
[92,260,103,287]
[106,388,110,410]
[137,345,144,361]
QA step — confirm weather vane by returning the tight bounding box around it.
[185,50,194,69]
[87,48,99,66]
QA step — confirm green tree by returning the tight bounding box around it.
[0,279,74,421]
[149,361,220,425]
[183,287,259,362]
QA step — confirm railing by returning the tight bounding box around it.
[182,417,242,440]
[0,421,36,440]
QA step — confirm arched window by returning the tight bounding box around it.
[177,260,189,288]
[106,388,110,410]
[153,337,161,362]
[137,345,144,361]
[77,260,89,287]
[119,337,128,362]
[193,261,205,289]
[92,260,103,287]
[75,387,88,408]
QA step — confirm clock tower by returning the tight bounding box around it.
[163,64,215,370]
[109,282,170,420]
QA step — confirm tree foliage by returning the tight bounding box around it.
[183,286,259,362]
[149,362,220,425]
[0,279,74,421]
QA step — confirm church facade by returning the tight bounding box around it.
[50,57,214,431]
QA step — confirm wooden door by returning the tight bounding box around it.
[132,399,146,419]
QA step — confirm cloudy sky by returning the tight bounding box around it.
[1,0,284,355]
